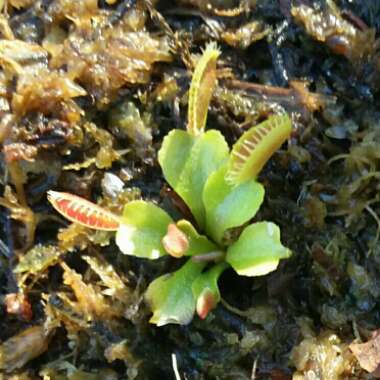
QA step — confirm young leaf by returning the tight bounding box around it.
[226,222,291,276]
[47,190,120,231]
[145,259,206,326]
[115,200,172,259]
[188,42,220,136]
[226,114,292,185]
[159,129,229,228]
[162,223,189,258]
[176,220,218,256]
[203,164,265,244]
[192,262,228,319]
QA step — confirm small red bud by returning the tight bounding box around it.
[162,223,189,258]
[196,288,217,319]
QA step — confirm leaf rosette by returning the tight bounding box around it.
[47,41,293,327]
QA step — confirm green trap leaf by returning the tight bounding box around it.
[188,42,220,136]
[226,114,292,185]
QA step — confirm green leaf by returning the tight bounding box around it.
[226,222,291,276]
[192,262,228,319]
[158,129,195,189]
[145,259,206,326]
[115,200,172,259]
[159,129,229,228]
[203,164,265,244]
[226,114,292,185]
[176,220,218,256]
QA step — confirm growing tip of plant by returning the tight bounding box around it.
[226,114,292,185]
[187,42,221,136]
[47,190,120,231]
[162,223,189,258]
[196,288,217,319]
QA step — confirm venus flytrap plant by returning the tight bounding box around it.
[48,42,292,326]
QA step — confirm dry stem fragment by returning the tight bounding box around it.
[225,79,336,113]
[0,326,52,372]
[350,330,380,377]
